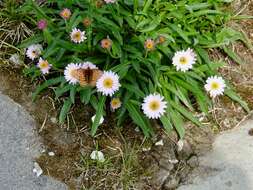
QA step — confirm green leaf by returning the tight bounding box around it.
[125,101,153,137]
[32,77,65,101]
[170,101,202,127]
[169,108,185,139]
[70,86,76,104]
[222,46,244,65]
[80,87,92,104]
[59,98,72,124]
[18,34,43,48]
[55,84,72,98]
[225,89,249,112]
[91,96,106,136]
[168,24,191,44]
[160,115,173,134]
[123,83,145,98]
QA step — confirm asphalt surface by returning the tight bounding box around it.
[178,114,253,190]
[0,93,67,190]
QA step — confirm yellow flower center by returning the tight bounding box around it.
[149,100,160,111]
[70,69,79,79]
[39,61,48,69]
[101,39,112,49]
[111,98,121,108]
[32,50,38,57]
[158,36,166,44]
[61,10,70,19]
[211,82,220,90]
[111,98,120,107]
[103,78,113,88]
[179,57,188,65]
[73,32,81,41]
[145,41,154,50]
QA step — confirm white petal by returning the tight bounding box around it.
[90,150,105,162]
[91,115,104,125]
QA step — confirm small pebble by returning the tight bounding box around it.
[134,127,140,132]
[142,147,151,152]
[187,156,199,167]
[33,162,43,177]
[48,151,55,156]
[155,139,164,146]
[177,140,184,151]
[50,117,57,123]
[168,159,179,164]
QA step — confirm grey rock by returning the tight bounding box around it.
[152,168,170,189]
[177,140,193,159]
[163,178,180,190]
[187,156,199,168]
[0,93,67,190]
[178,115,253,190]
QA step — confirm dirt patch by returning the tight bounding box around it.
[208,0,253,131]
[0,65,215,189]
[0,1,252,189]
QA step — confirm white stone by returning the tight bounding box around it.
[9,53,22,65]
[142,147,151,152]
[155,139,164,146]
[169,159,179,164]
[177,139,184,151]
[32,162,43,177]
[134,127,140,132]
[48,152,55,156]
[178,117,253,190]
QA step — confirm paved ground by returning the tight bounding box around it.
[0,93,67,190]
[178,114,253,190]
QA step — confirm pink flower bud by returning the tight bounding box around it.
[37,19,47,30]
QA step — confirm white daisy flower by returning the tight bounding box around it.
[90,150,105,162]
[70,28,86,43]
[104,0,116,3]
[26,44,43,60]
[204,76,226,98]
[79,61,97,69]
[142,93,167,119]
[110,98,121,111]
[37,58,52,74]
[172,48,196,72]
[64,63,80,84]
[91,115,104,125]
[96,71,121,96]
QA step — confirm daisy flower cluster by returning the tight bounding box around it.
[170,48,226,98]
[22,0,236,139]
[70,28,87,43]
[26,44,52,74]
[64,63,120,96]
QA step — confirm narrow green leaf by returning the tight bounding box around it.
[59,98,72,124]
[225,89,249,112]
[32,76,65,101]
[160,115,173,134]
[170,101,202,127]
[91,96,106,136]
[70,86,76,104]
[125,101,153,137]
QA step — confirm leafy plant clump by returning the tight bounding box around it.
[19,0,250,138]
